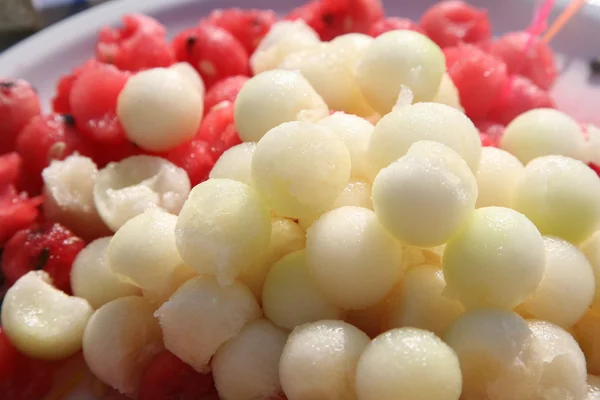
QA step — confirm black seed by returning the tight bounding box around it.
[0,80,16,89]
[321,13,334,26]
[590,58,600,74]
[186,36,197,51]
[35,248,51,271]
[62,114,76,126]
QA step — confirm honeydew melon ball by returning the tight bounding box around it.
[443,308,544,400]
[175,179,271,285]
[512,155,600,244]
[355,30,445,114]
[443,207,545,309]
[306,206,404,310]
[372,140,478,247]
[234,69,329,142]
[521,237,595,328]
[280,320,370,400]
[251,121,351,219]
[367,102,481,177]
[355,327,462,400]
[475,147,525,208]
[500,108,586,164]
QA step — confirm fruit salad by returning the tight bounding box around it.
[1,0,600,399]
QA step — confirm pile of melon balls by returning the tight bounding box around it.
[4,20,600,400]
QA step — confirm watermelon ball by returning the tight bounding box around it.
[166,139,216,187]
[172,24,249,88]
[487,75,555,125]
[205,8,277,54]
[444,44,508,121]
[1,222,85,294]
[197,101,241,160]
[290,0,384,41]
[368,17,424,37]
[15,114,95,194]
[0,153,43,247]
[476,121,505,148]
[69,62,130,145]
[138,350,217,400]
[203,75,249,116]
[51,59,100,115]
[489,31,557,90]
[419,0,492,48]
[0,79,41,154]
[96,14,175,72]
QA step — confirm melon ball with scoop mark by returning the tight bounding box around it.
[355,30,445,114]
[306,206,404,310]
[443,207,545,309]
[234,70,329,142]
[280,320,370,400]
[513,155,600,245]
[444,308,543,400]
[372,140,478,248]
[251,121,351,219]
[355,327,462,400]
[367,102,481,177]
[520,237,595,328]
[500,108,586,164]
[175,179,271,285]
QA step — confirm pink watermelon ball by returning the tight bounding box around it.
[420,0,492,48]
[368,17,424,37]
[0,79,41,154]
[205,8,277,54]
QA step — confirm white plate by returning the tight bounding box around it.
[0,0,598,123]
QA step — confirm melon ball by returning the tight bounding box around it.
[475,147,525,208]
[251,121,351,218]
[175,179,271,285]
[355,327,462,400]
[169,62,205,97]
[250,20,320,74]
[239,217,306,303]
[209,142,257,187]
[367,102,481,176]
[587,375,600,399]
[572,310,600,376]
[372,140,478,247]
[316,112,374,180]
[155,276,261,373]
[384,264,464,337]
[279,44,373,117]
[527,320,587,400]
[42,154,110,240]
[432,73,463,111]
[280,320,370,400]
[513,155,600,244]
[262,250,343,330]
[93,155,191,232]
[141,264,198,308]
[500,108,586,164]
[83,296,163,397]
[108,209,184,293]
[521,237,595,328]
[355,30,445,114]
[2,271,93,360]
[298,178,373,231]
[213,319,288,400]
[328,33,373,64]
[444,308,543,400]
[443,206,545,309]
[234,70,329,142]
[306,206,404,310]
[71,237,140,309]
[117,67,203,152]
[580,231,600,312]
[344,297,389,338]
